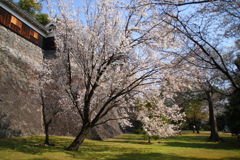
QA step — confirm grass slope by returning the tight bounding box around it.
[0,131,239,160]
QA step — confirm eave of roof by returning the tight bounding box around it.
[0,0,48,34]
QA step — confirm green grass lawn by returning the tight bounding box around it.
[0,131,239,160]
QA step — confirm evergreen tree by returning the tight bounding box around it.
[17,0,50,25]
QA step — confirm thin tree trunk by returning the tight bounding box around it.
[44,123,50,145]
[40,89,51,145]
[206,91,221,142]
[148,136,151,143]
[195,122,200,134]
[65,124,91,151]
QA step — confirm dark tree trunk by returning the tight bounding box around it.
[196,123,200,134]
[206,91,221,142]
[195,121,200,134]
[44,123,50,145]
[65,124,91,151]
[40,89,51,145]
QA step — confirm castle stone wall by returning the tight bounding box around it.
[0,25,125,139]
[0,25,44,138]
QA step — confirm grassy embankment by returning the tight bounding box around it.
[0,131,239,160]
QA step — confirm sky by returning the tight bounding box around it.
[41,0,83,13]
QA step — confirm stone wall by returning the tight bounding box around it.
[48,109,124,140]
[0,25,127,140]
[0,25,44,138]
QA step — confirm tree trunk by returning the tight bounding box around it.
[195,121,200,134]
[148,136,151,143]
[65,124,91,151]
[40,89,51,145]
[206,91,221,142]
[44,123,50,145]
[196,124,200,134]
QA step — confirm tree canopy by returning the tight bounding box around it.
[17,0,50,25]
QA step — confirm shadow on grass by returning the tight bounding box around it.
[164,141,240,150]
[66,152,209,160]
[167,135,210,142]
[0,136,70,155]
[106,153,240,160]
[102,134,240,152]
[104,140,151,145]
[161,134,240,150]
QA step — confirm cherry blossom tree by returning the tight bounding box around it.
[39,58,71,145]
[137,98,185,143]
[178,58,227,141]
[162,7,238,139]
[200,77,224,141]
[134,0,239,141]
[137,0,238,7]
[46,0,188,151]
[146,0,240,91]
[136,59,203,142]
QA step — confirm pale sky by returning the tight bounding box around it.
[41,0,83,13]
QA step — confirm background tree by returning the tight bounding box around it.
[39,58,70,145]
[135,0,239,141]
[172,55,226,141]
[137,98,185,143]
[175,89,207,133]
[183,97,207,134]
[17,0,50,25]
[225,66,240,138]
[193,70,226,141]
[17,0,42,16]
[136,60,202,141]
[35,13,49,25]
[136,0,240,92]
[225,90,240,138]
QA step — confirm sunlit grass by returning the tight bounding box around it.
[0,131,239,160]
